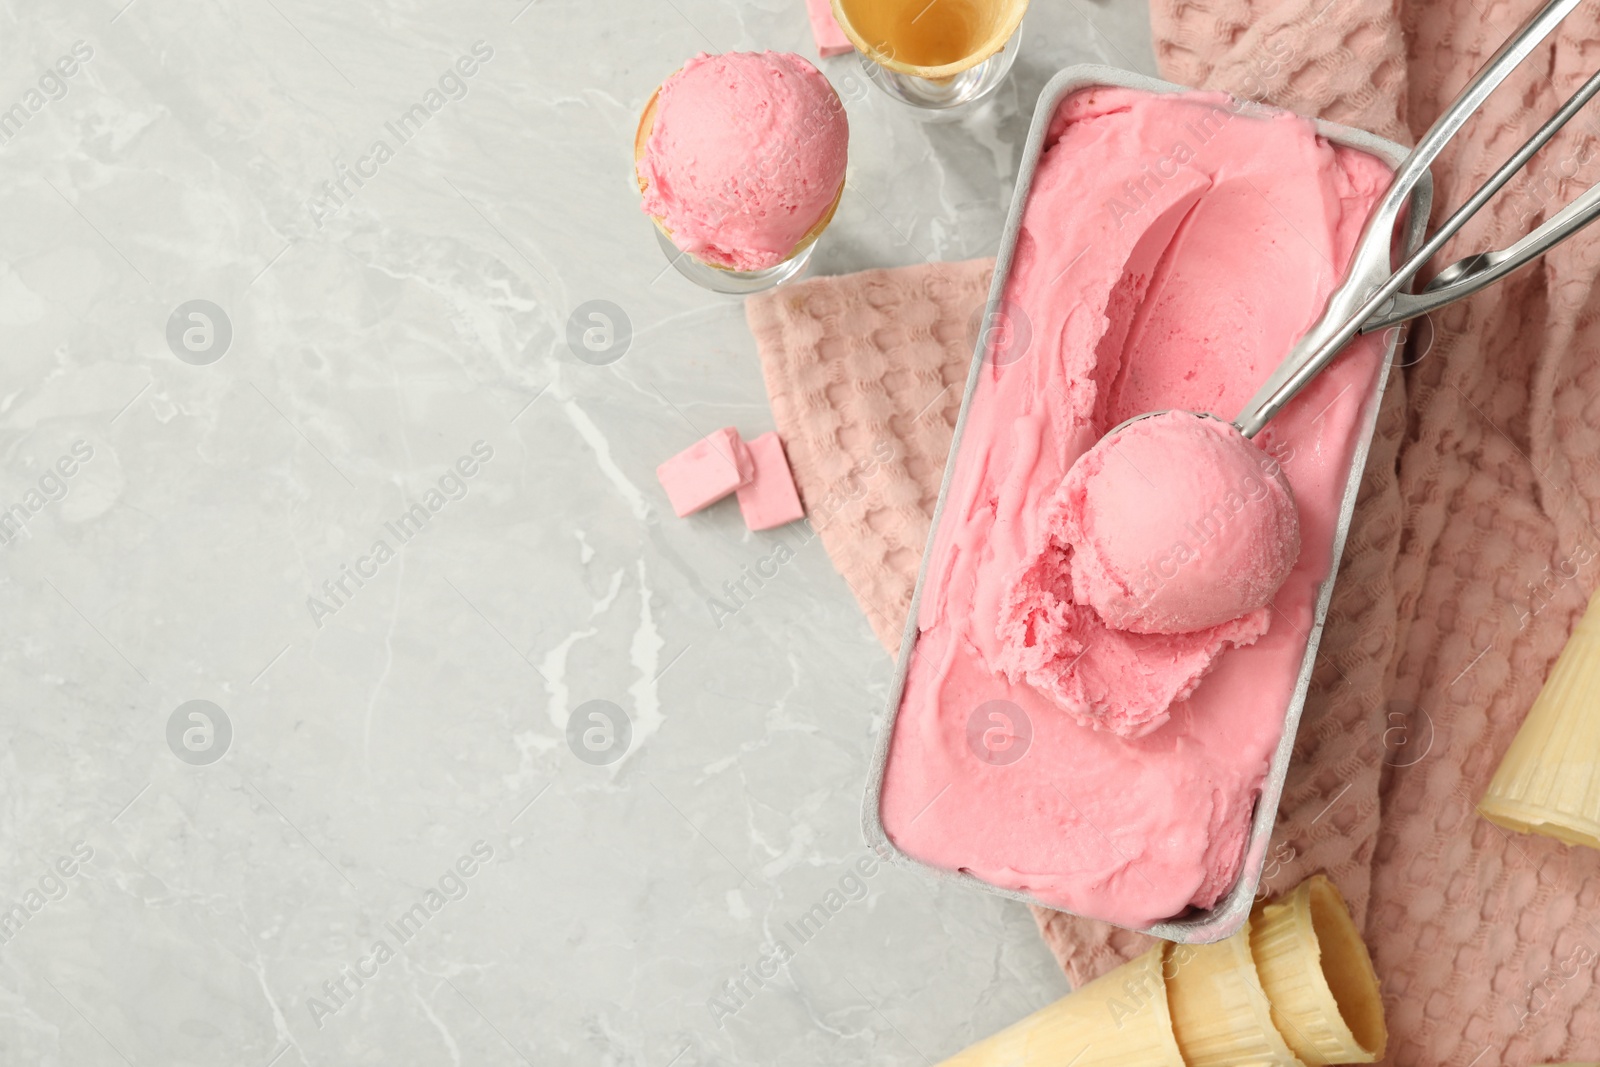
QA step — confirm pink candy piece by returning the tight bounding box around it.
[657,428,754,517]
[805,0,854,57]
[737,432,806,530]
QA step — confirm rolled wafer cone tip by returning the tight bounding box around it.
[936,944,1183,1067]
[1250,875,1386,1065]
[1480,592,1600,851]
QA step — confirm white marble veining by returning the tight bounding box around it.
[0,1,1156,1063]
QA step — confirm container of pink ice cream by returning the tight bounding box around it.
[863,66,1431,943]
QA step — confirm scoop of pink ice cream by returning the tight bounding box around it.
[997,510,1272,738]
[637,52,848,272]
[1066,412,1301,634]
[996,417,1302,737]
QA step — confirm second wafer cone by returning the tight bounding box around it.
[936,944,1183,1066]
[1164,918,1304,1067]
[1250,875,1386,1064]
[1479,590,1600,850]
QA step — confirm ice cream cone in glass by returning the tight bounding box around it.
[633,53,848,295]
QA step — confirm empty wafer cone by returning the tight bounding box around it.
[1479,591,1600,850]
[1250,875,1387,1064]
[936,944,1183,1067]
[832,0,1028,80]
[633,82,844,271]
[1164,917,1304,1067]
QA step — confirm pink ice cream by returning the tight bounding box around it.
[879,87,1393,929]
[637,51,848,272]
[999,411,1301,736]
[1065,413,1300,635]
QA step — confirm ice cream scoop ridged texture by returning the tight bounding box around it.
[636,51,848,272]
[878,86,1394,929]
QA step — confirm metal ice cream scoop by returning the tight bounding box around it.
[1117,0,1600,441]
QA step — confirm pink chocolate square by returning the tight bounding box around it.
[805,0,854,57]
[736,433,806,531]
[657,428,754,517]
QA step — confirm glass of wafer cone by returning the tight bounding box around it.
[633,81,845,295]
[831,0,1028,112]
[1478,590,1600,850]
[934,874,1386,1067]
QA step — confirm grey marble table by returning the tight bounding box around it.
[0,1,1156,1063]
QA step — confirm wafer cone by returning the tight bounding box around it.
[1479,591,1600,850]
[1164,918,1305,1067]
[1250,875,1386,1064]
[832,0,1028,80]
[936,944,1183,1067]
[632,83,844,272]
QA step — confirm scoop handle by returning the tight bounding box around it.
[1363,172,1600,330]
[1231,0,1583,438]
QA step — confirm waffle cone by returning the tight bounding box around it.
[831,0,1027,79]
[632,83,844,271]
[1479,591,1600,850]
[1250,875,1386,1064]
[1164,918,1305,1067]
[936,944,1183,1067]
